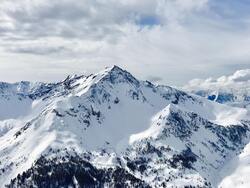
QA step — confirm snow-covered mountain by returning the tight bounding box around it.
[0,66,250,188]
[184,69,250,188]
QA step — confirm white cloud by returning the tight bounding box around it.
[0,0,249,85]
[183,69,250,93]
[229,69,250,82]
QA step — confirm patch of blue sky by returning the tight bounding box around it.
[209,0,250,19]
[136,15,160,27]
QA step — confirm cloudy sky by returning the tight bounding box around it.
[0,0,250,86]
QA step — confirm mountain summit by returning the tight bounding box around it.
[0,66,250,188]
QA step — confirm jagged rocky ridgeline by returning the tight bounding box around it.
[0,66,250,188]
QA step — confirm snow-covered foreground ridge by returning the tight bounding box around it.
[0,66,250,188]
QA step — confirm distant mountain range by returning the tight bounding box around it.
[184,69,250,110]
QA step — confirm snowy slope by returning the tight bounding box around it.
[184,69,250,188]
[219,142,250,188]
[0,66,250,188]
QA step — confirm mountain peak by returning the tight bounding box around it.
[107,65,124,72]
[100,65,140,86]
[104,65,130,76]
